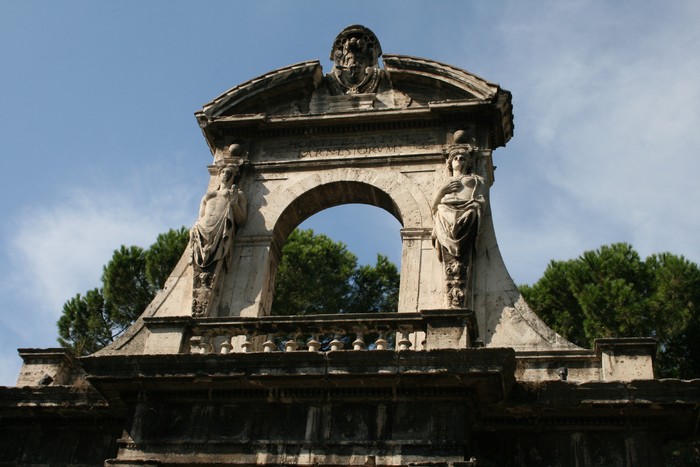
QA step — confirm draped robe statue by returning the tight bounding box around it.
[431,147,485,308]
[191,165,247,316]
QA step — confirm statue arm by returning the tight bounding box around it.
[431,190,443,215]
[431,180,461,214]
[197,194,209,220]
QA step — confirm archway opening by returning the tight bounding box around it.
[271,199,403,317]
[271,180,403,247]
[298,204,402,267]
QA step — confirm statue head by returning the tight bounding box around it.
[329,25,382,90]
[218,165,237,186]
[446,146,474,176]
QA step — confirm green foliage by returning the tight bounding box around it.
[346,254,400,314]
[647,253,700,378]
[519,259,583,343]
[271,229,400,316]
[102,245,153,327]
[57,288,115,356]
[57,227,189,355]
[272,229,357,315]
[145,226,190,289]
[521,242,700,378]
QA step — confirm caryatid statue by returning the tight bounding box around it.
[191,161,247,317]
[431,141,486,308]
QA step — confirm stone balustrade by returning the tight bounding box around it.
[143,310,477,355]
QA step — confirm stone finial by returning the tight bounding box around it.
[213,143,246,170]
[452,129,473,145]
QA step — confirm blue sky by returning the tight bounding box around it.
[2,1,700,385]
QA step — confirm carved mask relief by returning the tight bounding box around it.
[328,25,383,95]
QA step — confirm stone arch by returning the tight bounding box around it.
[95,26,583,358]
[273,180,403,242]
[269,168,432,242]
[237,167,435,317]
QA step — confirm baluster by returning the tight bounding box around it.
[397,331,412,351]
[240,333,253,353]
[220,334,233,354]
[263,335,277,352]
[329,329,344,351]
[188,335,202,354]
[329,338,344,351]
[199,333,213,354]
[352,326,366,351]
[307,335,321,352]
[375,330,388,351]
[285,339,299,352]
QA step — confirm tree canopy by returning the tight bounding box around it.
[62,227,700,378]
[270,228,399,315]
[520,242,700,378]
[58,227,399,354]
[57,227,189,355]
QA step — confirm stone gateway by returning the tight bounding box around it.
[3,25,699,467]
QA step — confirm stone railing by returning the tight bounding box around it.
[143,310,477,355]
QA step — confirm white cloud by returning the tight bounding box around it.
[487,1,700,283]
[9,192,158,310]
[0,158,201,349]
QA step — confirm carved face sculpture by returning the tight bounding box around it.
[449,151,472,176]
[451,154,467,174]
[334,34,372,85]
[220,167,235,186]
[329,25,382,92]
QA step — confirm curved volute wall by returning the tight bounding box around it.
[95,52,578,356]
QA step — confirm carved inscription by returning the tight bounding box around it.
[257,132,439,160]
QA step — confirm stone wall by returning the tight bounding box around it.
[0,386,123,466]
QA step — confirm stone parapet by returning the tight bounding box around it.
[514,338,658,383]
[16,347,81,386]
[515,349,601,382]
[142,310,477,355]
[82,348,514,405]
[596,337,657,381]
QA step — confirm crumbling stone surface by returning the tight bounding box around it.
[0,385,123,466]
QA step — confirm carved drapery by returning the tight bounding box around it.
[431,136,485,308]
[191,155,247,317]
